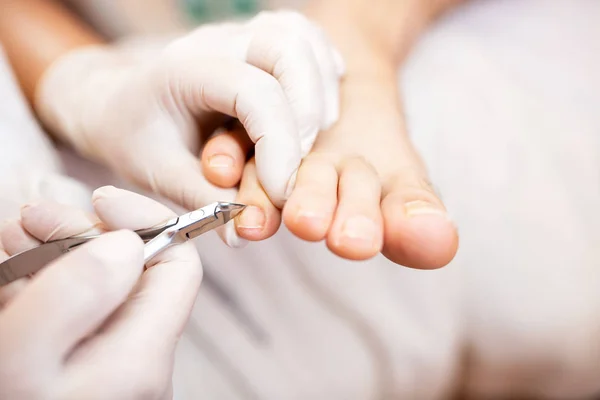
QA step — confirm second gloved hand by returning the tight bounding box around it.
[36,11,344,245]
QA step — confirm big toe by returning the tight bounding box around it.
[381,193,458,269]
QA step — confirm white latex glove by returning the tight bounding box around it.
[0,186,201,400]
[0,46,91,220]
[36,10,344,246]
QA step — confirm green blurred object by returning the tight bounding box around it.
[183,0,260,23]
[183,0,209,22]
[232,0,258,14]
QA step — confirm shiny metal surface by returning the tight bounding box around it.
[0,202,245,286]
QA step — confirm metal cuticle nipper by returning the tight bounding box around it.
[0,202,246,287]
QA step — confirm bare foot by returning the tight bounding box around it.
[200,78,458,268]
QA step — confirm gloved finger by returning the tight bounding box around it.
[0,219,40,305]
[201,125,253,189]
[249,11,344,134]
[92,186,177,233]
[245,23,325,156]
[0,219,41,256]
[161,54,300,207]
[233,158,281,241]
[63,189,201,395]
[0,202,103,301]
[0,230,144,363]
[295,25,344,132]
[19,201,103,243]
[0,233,28,309]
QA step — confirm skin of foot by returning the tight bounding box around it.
[201,68,458,268]
[200,0,462,269]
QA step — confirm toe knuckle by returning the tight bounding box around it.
[303,152,339,168]
[342,154,377,172]
[393,167,435,191]
[384,168,442,203]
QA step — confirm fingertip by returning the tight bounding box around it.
[92,185,123,204]
[0,219,39,256]
[16,198,103,244]
[19,201,41,223]
[93,187,179,232]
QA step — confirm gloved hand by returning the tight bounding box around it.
[0,186,201,400]
[36,11,344,246]
[0,46,91,220]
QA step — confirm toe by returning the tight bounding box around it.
[20,201,102,243]
[381,170,458,269]
[201,127,253,188]
[326,157,383,260]
[283,153,338,241]
[235,158,281,241]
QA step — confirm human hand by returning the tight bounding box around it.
[0,186,201,399]
[0,46,91,219]
[36,11,343,245]
[201,67,458,268]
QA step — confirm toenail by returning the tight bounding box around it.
[296,209,329,230]
[237,206,265,230]
[209,154,235,169]
[404,201,447,218]
[341,216,377,244]
[297,209,327,222]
